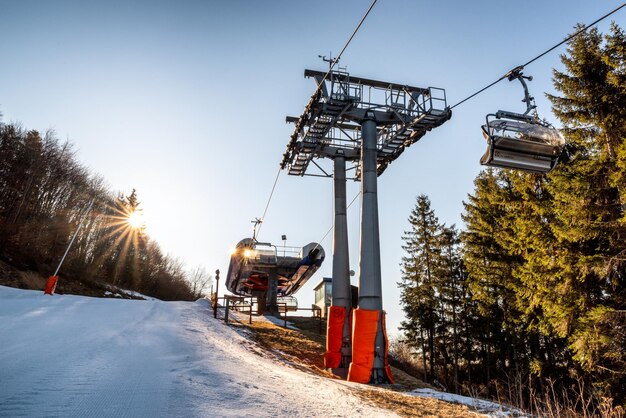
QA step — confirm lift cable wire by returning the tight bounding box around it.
[450,2,626,110]
[312,0,378,92]
[312,191,362,253]
[254,165,282,239]
[255,0,378,239]
[259,2,621,241]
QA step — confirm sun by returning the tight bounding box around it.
[127,211,144,229]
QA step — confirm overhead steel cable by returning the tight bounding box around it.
[450,2,626,110]
[254,165,282,239]
[281,0,379,171]
[312,0,379,92]
[312,191,362,252]
[257,0,379,239]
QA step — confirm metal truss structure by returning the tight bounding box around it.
[281,67,452,384]
[281,69,452,179]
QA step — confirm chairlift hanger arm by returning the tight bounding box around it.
[504,67,536,116]
[252,218,263,242]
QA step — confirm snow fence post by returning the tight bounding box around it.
[43,276,59,295]
[44,199,94,295]
[249,296,253,324]
[213,269,220,318]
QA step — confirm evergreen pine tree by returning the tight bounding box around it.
[543,24,626,398]
[461,169,537,393]
[399,194,443,382]
[437,225,465,392]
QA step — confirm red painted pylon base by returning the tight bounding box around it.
[43,276,59,295]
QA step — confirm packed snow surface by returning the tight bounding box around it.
[0,286,394,417]
[410,388,529,417]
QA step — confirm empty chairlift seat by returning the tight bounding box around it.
[480,112,565,174]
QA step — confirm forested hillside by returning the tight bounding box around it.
[0,122,210,300]
[398,24,626,414]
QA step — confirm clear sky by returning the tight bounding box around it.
[1,0,623,335]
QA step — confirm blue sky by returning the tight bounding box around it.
[1,0,623,334]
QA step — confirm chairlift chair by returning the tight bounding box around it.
[480,68,565,174]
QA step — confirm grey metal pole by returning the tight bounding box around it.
[358,112,388,382]
[332,155,352,375]
[53,199,94,276]
[359,114,382,310]
[267,267,278,313]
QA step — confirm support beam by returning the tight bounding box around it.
[254,291,266,314]
[358,114,383,311]
[266,268,278,313]
[357,112,390,383]
[304,69,428,94]
[330,155,352,377]
[284,67,449,385]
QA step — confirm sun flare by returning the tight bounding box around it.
[127,211,144,229]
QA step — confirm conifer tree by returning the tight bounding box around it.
[461,169,522,391]
[0,122,197,301]
[543,24,626,398]
[437,225,465,392]
[399,194,443,382]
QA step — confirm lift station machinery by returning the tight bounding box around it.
[226,219,325,314]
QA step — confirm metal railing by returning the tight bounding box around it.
[213,295,324,334]
[214,295,254,325]
[282,305,324,334]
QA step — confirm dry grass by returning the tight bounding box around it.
[356,387,481,418]
[0,260,23,288]
[387,366,431,391]
[19,271,47,290]
[230,314,481,417]
[232,318,336,378]
[0,260,145,299]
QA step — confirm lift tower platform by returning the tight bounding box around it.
[281,68,451,383]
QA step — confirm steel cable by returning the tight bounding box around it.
[450,2,626,110]
[256,0,379,239]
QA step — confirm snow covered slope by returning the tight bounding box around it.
[0,286,394,417]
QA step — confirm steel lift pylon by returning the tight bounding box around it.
[281,67,451,383]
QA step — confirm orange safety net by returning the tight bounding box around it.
[324,306,347,368]
[347,308,379,383]
[43,276,59,295]
[347,308,394,384]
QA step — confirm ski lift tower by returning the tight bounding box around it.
[281,65,452,383]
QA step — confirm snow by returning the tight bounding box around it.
[120,289,158,301]
[262,314,300,330]
[103,288,159,300]
[410,388,530,417]
[0,286,395,417]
